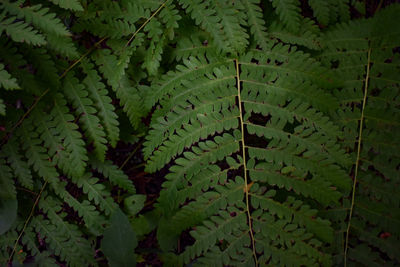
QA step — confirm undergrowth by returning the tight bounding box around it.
[0,0,399,266]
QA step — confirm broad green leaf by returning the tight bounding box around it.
[101,209,137,267]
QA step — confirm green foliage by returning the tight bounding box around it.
[0,0,399,266]
[102,209,138,267]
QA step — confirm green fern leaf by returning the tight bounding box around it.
[2,1,70,36]
[89,156,136,194]
[42,95,88,178]
[2,139,33,190]
[0,63,19,90]
[270,0,302,32]
[32,215,97,267]
[0,15,46,45]
[38,196,97,266]
[72,173,117,216]
[241,0,269,50]
[308,0,330,25]
[63,73,108,162]
[18,119,59,185]
[81,60,120,147]
[48,0,83,11]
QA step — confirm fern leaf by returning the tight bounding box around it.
[0,15,46,45]
[72,173,117,216]
[177,0,231,53]
[268,18,322,50]
[0,63,19,90]
[270,0,302,32]
[46,95,88,178]
[0,40,43,94]
[0,158,16,200]
[38,196,96,266]
[18,119,59,185]
[145,55,233,108]
[2,139,33,190]
[146,108,239,172]
[308,0,330,25]
[157,132,241,214]
[89,156,135,194]
[94,48,135,91]
[81,60,119,147]
[241,0,269,50]
[45,33,78,58]
[32,216,97,267]
[143,65,236,159]
[2,1,70,36]
[54,186,105,235]
[173,35,218,62]
[48,0,83,11]
[212,0,249,54]
[21,227,58,267]
[63,73,108,162]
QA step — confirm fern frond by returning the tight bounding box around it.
[212,0,249,54]
[72,173,117,216]
[48,0,83,11]
[241,0,269,50]
[0,63,19,90]
[173,35,217,62]
[43,95,88,178]
[145,55,234,108]
[63,73,108,162]
[81,60,119,147]
[0,14,46,45]
[18,119,59,185]
[178,0,246,54]
[270,0,302,32]
[21,227,58,267]
[38,196,97,266]
[0,158,16,200]
[54,187,106,235]
[0,40,43,94]
[146,108,239,172]
[143,65,236,159]
[89,156,136,194]
[2,1,70,36]
[268,18,322,50]
[2,139,33,190]
[45,33,78,58]
[32,215,97,267]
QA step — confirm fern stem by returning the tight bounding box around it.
[344,47,372,266]
[59,37,107,79]
[8,181,48,264]
[235,59,258,266]
[119,140,144,170]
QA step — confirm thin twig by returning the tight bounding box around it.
[8,181,48,264]
[119,140,144,170]
[344,48,372,267]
